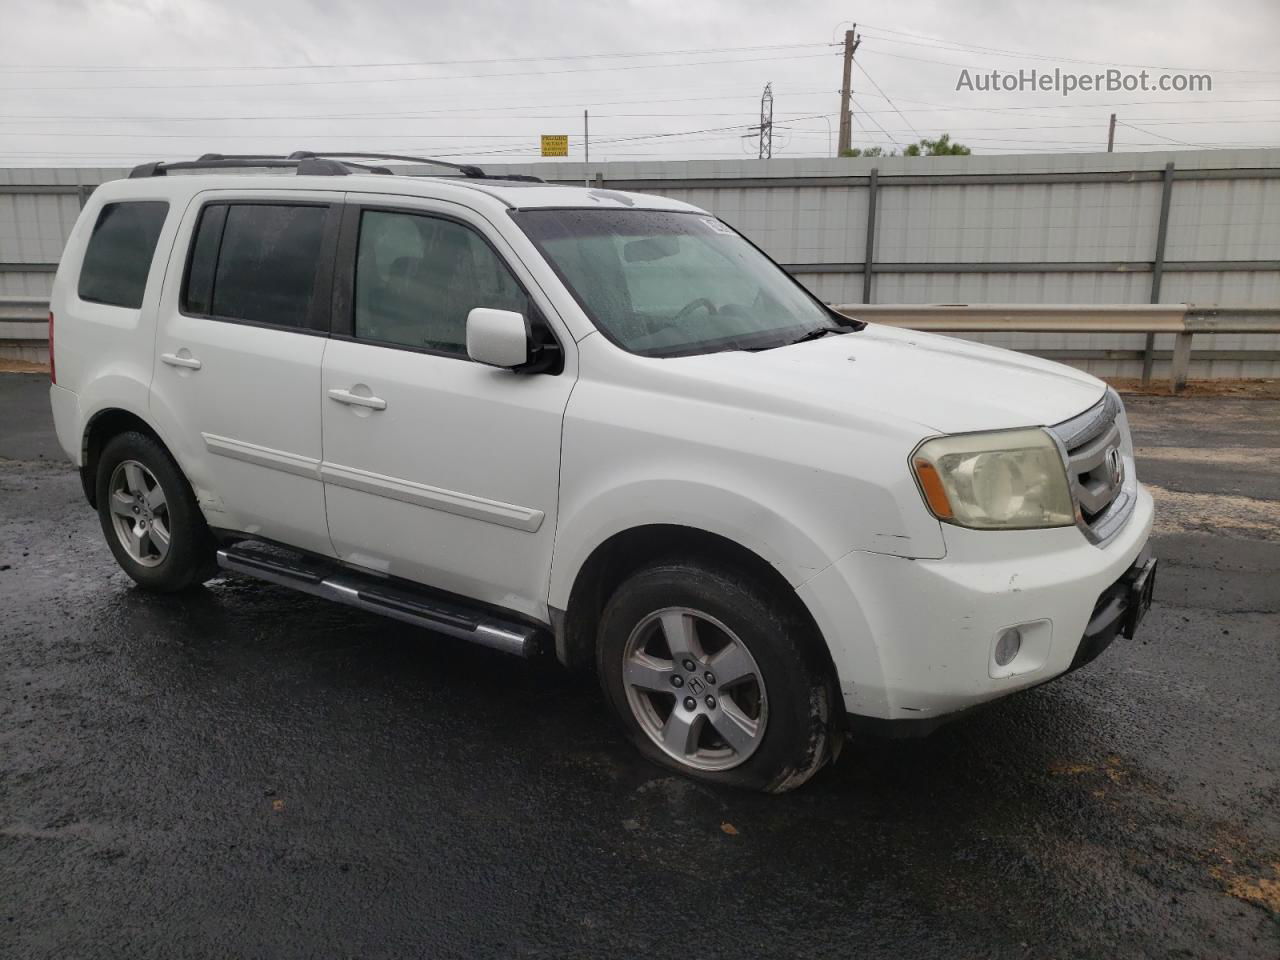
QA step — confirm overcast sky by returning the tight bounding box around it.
[2,0,1278,167]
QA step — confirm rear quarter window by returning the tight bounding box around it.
[77,201,169,309]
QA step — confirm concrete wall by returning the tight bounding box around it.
[3,149,1279,377]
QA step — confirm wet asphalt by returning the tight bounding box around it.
[1,372,1277,959]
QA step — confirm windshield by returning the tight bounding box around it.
[512,208,853,357]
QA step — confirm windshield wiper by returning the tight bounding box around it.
[788,327,847,345]
[746,326,847,352]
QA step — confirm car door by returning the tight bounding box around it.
[320,197,575,621]
[149,193,341,556]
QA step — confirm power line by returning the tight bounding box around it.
[0,128,795,163]
[57,78,803,113]
[856,24,1280,76]
[853,62,922,140]
[12,75,839,113]
[0,51,837,92]
[59,116,831,163]
[3,24,1275,162]
[0,127,800,158]
[396,114,836,161]
[0,41,834,74]
[852,94,1280,115]
[780,118,1280,132]
[849,97,902,150]
[859,43,1280,86]
[4,136,1275,163]
[829,92,1280,123]
[0,112,834,134]
[0,90,835,123]
[11,118,1262,155]
[447,113,834,158]
[1114,120,1214,148]
[849,110,897,150]
[12,122,1272,143]
[0,127,828,141]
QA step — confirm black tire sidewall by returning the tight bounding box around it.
[95,431,214,592]
[597,562,834,793]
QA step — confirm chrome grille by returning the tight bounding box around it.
[1049,388,1135,546]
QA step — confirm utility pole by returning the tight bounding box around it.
[837,26,861,156]
[1107,113,1116,152]
[584,109,590,187]
[758,83,773,159]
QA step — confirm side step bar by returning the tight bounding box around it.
[216,544,542,658]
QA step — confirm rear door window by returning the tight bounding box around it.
[182,202,330,330]
[77,201,169,308]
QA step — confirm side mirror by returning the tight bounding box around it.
[466,308,529,369]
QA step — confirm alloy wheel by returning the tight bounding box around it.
[621,606,768,771]
[108,460,171,567]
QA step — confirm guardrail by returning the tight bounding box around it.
[831,304,1280,393]
[0,296,46,320]
[0,297,48,365]
[4,296,1278,392]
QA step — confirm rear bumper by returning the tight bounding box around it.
[49,382,81,465]
[798,484,1155,721]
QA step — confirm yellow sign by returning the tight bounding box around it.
[540,134,569,157]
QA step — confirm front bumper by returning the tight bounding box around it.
[797,483,1155,722]
[1069,547,1156,672]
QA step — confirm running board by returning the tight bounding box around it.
[216,544,542,658]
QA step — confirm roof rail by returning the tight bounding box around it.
[129,155,357,178]
[288,151,540,181]
[128,151,544,183]
[287,151,489,179]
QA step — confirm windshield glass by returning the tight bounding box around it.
[512,208,848,357]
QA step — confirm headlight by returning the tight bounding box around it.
[910,428,1075,530]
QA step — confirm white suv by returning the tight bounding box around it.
[48,152,1156,792]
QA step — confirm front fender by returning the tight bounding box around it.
[547,477,833,610]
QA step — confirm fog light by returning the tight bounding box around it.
[994,627,1023,666]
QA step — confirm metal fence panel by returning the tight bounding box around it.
[2,150,1279,377]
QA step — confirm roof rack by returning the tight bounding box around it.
[129,156,366,178]
[128,151,544,183]
[302,152,546,182]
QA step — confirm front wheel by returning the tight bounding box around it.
[597,561,839,793]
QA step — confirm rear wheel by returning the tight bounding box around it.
[96,431,216,592]
[598,560,838,792]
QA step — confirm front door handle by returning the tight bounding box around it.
[328,388,387,411]
[160,352,202,370]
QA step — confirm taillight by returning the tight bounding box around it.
[48,311,56,384]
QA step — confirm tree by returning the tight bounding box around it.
[838,146,895,158]
[902,133,971,156]
[838,134,971,158]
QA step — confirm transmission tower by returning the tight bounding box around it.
[757,83,774,159]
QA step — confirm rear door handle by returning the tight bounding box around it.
[160,352,202,370]
[328,388,387,411]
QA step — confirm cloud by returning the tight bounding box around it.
[0,0,1276,165]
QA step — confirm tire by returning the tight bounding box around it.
[95,430,217,592]
[597,560,838,793]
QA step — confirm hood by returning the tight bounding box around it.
[671,322,1106,435]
